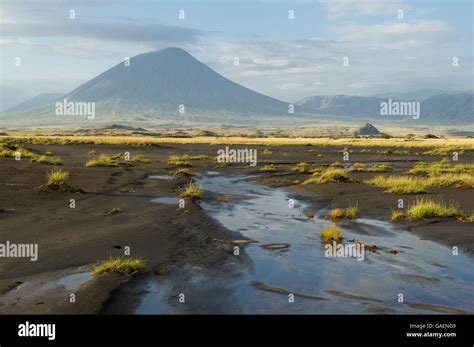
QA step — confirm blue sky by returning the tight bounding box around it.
[1,0,473,108]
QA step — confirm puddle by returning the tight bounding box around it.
[136,174,474,314]
[151,197,179,205]
[57,272,92,291]
[206,171,220,176]
[149,174,173,180]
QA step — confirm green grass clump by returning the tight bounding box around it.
[320,224,341,242]
[345,204,359,219]
[329,208,345,219]
[88,149,97,156]
[131,155,151,163]
[330,161,343,168]
[91,257,146,275]
[329,204,358,220]
[32,155,62,165]
[422,147,465,156]
[85,154,118,167]
[408,160,474,176]
[46,168,69,189]
[350,163,366,172]
[167,155,191,166]
[262,149,272,155]
[170,168,194,176]
[365,173,474,193]
[390,210,405,222]
[189,155,208,160]
[406,198,460,220]
[426,174,474,189]
[261,164,277,172]
[367,164,393,172]
[365,175,426,194]
[302,168,351,184]
[179,182,203,199]
[465,213,474,222]
[291,162,311,173]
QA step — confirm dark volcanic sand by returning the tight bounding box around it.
[0,142,472,313]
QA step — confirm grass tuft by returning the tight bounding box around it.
[91,257,146,275]
[261,164,277,172]
[291,162,311,173]
[85,154,118,167]
[390,210,405,222]
[302,168,351,184]
[167,155,191,166]
[406,198,460,220]
[131,155,151,163]
[179,181,203,199]
[320,224,341,242]
[32,155,62,165]
[46,168,69,189]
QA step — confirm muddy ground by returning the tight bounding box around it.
[0,142,472,314]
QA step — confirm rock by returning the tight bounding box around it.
[355,123,380,136]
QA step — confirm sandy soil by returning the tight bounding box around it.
[0,142,472,313]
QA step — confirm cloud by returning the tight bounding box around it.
[335,20,454,43]
[1,0,204,45]
[320,0,409,17]
[2,21,204,45]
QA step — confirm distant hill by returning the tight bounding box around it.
[1,48,298,126]
[4,93,64,113]
[372,89,470,101]
[355,123,380,136]
[420,93,473,125]
[296,93,473,125]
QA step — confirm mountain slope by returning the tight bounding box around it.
[296,94,473,125]
[1,48,296,126]
[4,93,64,113]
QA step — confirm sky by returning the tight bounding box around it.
[1,0,473,108]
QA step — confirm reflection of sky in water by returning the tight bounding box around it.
[139,175,474,314]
